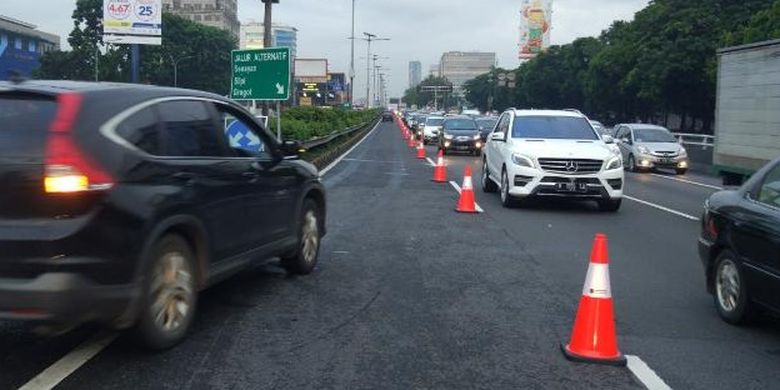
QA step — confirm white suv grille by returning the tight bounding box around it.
[538,158,603,174]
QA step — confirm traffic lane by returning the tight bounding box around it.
[61,120,639,389]
[0,322,101,389]
[623,171,716,219]
[469,173,780,389]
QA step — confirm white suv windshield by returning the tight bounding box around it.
[512,116,599,140]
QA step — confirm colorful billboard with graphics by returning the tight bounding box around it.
[519,0,552,60]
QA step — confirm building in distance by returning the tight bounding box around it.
[162,0,240,39]
[0,15,60,80]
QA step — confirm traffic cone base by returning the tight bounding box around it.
[561,234,625,366]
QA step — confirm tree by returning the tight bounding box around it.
[724,1,780,45]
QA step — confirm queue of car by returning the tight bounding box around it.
[402,107,779,327]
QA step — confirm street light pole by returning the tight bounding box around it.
[169,54,194,87]
[362,32,389,108]
[349,0,356,107]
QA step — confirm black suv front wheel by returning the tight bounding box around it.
[281,199,321,275]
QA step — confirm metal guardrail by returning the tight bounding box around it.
[673,132,715,149]
[300,118,379,150]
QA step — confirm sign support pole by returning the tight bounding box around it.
[131,44,140,83]
[276,101,282,141]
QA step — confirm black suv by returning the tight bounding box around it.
[0,81,326,349]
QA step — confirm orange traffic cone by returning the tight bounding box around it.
[561,234,626,366]
[432,150,447,183]
[455,165,478,213]
[416,141,426,159]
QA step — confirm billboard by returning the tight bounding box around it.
[519,0,552,60]
[103,0,162,45]
[295,58,328,82]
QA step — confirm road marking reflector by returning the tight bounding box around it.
[19,332,118,390]
[623,195,699,221]
[649,173,723,191]
[626,355,673,390]
[448,181,484,213]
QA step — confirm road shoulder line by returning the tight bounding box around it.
[320,120,381,176]
[18,332,118,390]
[648,173,723,191]
[623,195,700,221]
[626,355,673,390]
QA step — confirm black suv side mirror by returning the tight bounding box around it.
[281,140,304,157]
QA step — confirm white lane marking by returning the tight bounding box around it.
[19,332,118,390]
[425,157,436,167]
[448,181,484,213]
[624,195,700,221]
[626,355,673,390]
[342,158,403,164]
[319,120,381,176]
[648,173,723,191]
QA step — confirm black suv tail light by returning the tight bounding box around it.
[44,94,114,194]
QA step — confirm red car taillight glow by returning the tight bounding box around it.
[44,93,114,194]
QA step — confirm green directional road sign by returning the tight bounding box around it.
[231,47,291,101]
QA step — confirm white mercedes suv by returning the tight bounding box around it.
[481,109,624,211]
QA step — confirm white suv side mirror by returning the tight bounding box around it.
[490,132,506,142]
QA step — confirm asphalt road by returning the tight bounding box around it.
[2,121,778,389]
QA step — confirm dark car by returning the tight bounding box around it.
[699,157,780,324]
[438,116,483,156]
[476,117,498,142]
[382,111,394,122]
[0,81,326,349]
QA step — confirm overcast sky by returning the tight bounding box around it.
[5,0,649,98]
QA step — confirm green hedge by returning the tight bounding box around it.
[279,107,381,141]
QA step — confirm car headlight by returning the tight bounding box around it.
[473,134,481,140]
[637,146,650,154]
[606,156,622,170]
[443,134,454,140]
[511,153,534,168]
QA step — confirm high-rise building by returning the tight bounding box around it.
[439,51,496,96]
[162,0,240,39]
[0,15,60,80]
[429,63,440,78]
[408,60,421,88]
[240,22,298,58]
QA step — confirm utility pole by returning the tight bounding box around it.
[261,0,278,116]
[349,0,356,107]
[362,32,389,108]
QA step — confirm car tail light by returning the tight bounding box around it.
[44,93,114,194]
[705,214,718,240]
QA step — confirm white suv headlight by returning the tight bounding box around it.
[511,153,535,168]
[606,156,623,170]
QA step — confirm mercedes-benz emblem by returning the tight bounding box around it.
[565,160,578,172]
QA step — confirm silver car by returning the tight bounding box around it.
[613,124,690,175]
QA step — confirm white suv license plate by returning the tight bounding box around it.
[556,182,588,192]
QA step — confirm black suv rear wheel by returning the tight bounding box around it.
[134,234,197,350]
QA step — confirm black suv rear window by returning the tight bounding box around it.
[117,107,160,155]
[0,94,57,157]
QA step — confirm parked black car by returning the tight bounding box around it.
[0,81,326,349]
[438,116,483,156]
[699,157,780,324]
